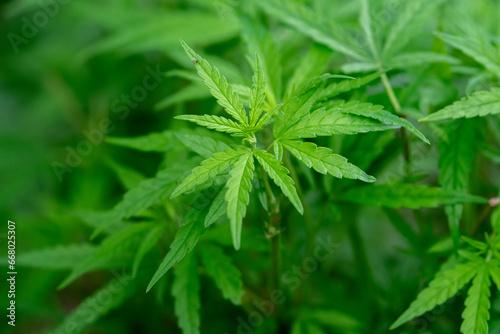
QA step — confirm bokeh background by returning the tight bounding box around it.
[1,0,500,333]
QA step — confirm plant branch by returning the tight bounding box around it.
[380,71,411,174]
[259,164,281,329]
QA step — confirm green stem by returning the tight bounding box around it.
[260,166,277,210]
[380,72,402,112]
[380,71,411,175]
[259,165,281,329]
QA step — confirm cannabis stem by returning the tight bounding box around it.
[380,71,411,174]
[259,164,281,326]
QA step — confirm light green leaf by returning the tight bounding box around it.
[461,236,487,252]
[132,226,164,277]
[172,252,200,334]
[205,188,228,228]
[12,244,96,270]
[242,22,282,106]
[175,114,244,136]
[180,39,248,125]
[256,103,283,129]
[281,140,375,183]
[61,223,154,289]
[274,75,327,138]
[341,62,378,73]
[199,244,244,305]
[386,52,459,69]
[390,260,481,330]
[253,149,303,214]
[339,184,488,209]
[279,105,397,140]
[435,31,500,77]
[461,263,491,334]
[331,100,430,144]
[274,140,284,160]
[382,0,438,59]
[249,53,266,126]
[147,213,205,292]
[232,83,252,102]
[420,88,500,122]
[359,0,378,61]
[174,132,230,159]
[171,148,247,199]
[256,0,368,62]
[225,152,255,250]
[489,262,500,291]
[319,72,381,100]
[106,131,176,152]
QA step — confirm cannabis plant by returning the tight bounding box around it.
[4,0,500,333]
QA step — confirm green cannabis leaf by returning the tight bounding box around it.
[9,1,500,334]
[253,149,304,214]
[199,243,245,305]
[390,259,482,330]
[172,252,201,334]
[225,151,255,250]
[168,40,408,254]
[147,211,206,292]
[180,39,248,126]
[280,140,375,182]
[420,88,500,122]
[392,231,500,333]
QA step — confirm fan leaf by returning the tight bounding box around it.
[281,139,375,182]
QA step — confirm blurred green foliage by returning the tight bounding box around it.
[1,0,500,333]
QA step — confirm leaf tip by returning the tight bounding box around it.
[365,175,377,183]
[89,229,101,241]
[170,187,182,199]
[296,202,304,215]
[57,278,71,290]
[388,323,399,331]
